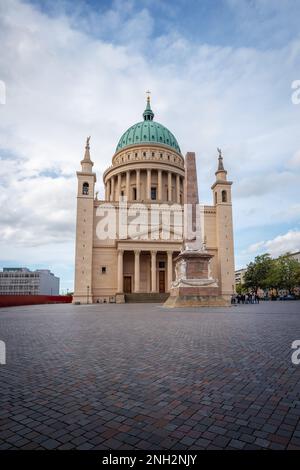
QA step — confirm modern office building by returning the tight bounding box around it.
[288,251,300,263]
[0,268,60,295]
[235,268,247,286]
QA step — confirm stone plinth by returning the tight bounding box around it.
[164,250,230,308]
[115,293,125,304]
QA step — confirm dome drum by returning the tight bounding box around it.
[111,144,184,169]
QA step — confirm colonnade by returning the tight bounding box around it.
[105,169,182,203]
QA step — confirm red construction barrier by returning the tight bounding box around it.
[0,295,72,308]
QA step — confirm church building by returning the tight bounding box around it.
[73,97,235,304]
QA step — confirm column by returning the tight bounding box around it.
[176,174,180,203]
[117,249,124,292]
[168,172,172,202]
[126,171,130,200]
[134,250,140,293]
[117,173,122,200]
[111,176,115,201]
[151,250,157,292]
[158,169,162,201]
[136,169,140,200]
[167,251,173,291]
[105,180,109,201]
[147,169,151,200]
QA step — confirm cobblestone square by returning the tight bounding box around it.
[0,302,299,450]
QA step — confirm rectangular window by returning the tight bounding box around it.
[132,187,137,200]
[101,266,107,274]
[159,261,165,269]
[151,187,157,200]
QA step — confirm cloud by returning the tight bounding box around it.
[0,0,299,289]
[226,0,300,48]
[235,171,300,198]
[247,229,300,258]
[288,149,300,168]
[0,173,75,246]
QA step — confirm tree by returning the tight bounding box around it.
[236,282,246,294]
[275,254,300,294]
[265,260,281,296]
[244,254,273,293]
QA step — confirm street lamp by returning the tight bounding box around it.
[87,285,89,304]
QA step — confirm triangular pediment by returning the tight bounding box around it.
[122,223,183,241]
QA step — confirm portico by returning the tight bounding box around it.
[116,244,181,295]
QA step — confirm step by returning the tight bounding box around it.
[125,293,169,303]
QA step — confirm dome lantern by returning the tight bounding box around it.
[143,93,154,121]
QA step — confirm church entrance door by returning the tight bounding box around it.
[124,276,132,293]
[159,271,165,293]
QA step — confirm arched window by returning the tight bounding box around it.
[222,190,227,203]
[82,182,89,195]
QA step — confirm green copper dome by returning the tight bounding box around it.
[116,97,181,154]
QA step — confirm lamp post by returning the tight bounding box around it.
[87,285,89,304]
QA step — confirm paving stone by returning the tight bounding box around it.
[229,439,246,449]
[240,433,256,444]
[0,302,299,450]
[212,435,231,448]
[254,438,270,448]
[41,439,60,450]
[58,443,76,450]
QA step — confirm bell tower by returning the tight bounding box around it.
[73,137,96,304]
[211,149,235,300]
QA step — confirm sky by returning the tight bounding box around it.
[0,0,299,292]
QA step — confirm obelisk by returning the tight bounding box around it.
[164,152,230,307]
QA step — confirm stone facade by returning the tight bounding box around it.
[73,99,235,304]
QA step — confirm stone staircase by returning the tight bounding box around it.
[125,293,169,303]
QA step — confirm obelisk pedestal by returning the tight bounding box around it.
[164,249,229,307]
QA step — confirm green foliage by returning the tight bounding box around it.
[244,252,300,293]
[236,282,246,294]
[244,254,273,292]
[275,254,300,293]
